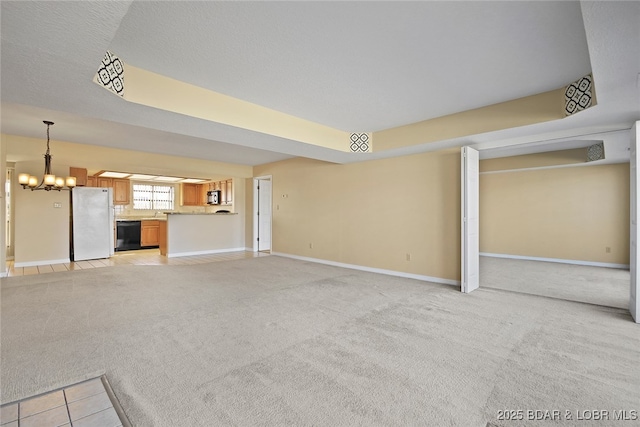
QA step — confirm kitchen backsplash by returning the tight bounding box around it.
[115,203,228,219]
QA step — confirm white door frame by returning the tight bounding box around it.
[630,123,639,323]
[253,175,272,252]
[461,146,480,293]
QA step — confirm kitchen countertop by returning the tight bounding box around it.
[165,212,237,215]
[116,217,167,221]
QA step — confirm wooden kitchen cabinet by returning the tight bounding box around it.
[141,220,160,247]
[219,181,227,205]
[183,180,232,206]
[69,167,88,187]
[224,179,233,204]
[112,178,130,205]
[158,220,167,255]
[201,183,212,205]
[181,183,203,206]
[97,177,112,188]
[92,176,131,205]
[218,179,233,205]
[91,176,130,205]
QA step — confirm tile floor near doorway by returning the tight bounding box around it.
[6,249,269,277]
[0,377,126,427]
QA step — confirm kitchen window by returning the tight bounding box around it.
[133,184,174,210]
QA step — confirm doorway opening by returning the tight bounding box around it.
[5,164,14,261]
[461,133,637,321]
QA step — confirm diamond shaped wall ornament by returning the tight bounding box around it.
[564,73,593,116]
[350,133,372,153]
[95,51,125,97]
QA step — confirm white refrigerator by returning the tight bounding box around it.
[72,187,115,261]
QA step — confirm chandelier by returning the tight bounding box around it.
[18,121,76,191]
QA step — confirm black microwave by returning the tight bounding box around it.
[207,190,221,205]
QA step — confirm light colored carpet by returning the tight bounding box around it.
[480,256,630,309]
[1,256,639,426]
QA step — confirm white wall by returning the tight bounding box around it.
[166,215,245,256]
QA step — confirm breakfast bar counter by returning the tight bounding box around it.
[159,212,244,257]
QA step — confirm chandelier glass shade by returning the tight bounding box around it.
[18,121,76,191]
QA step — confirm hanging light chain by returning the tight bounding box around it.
[17,120,77,191]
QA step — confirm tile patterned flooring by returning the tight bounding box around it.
[0,377,126,427]
[5,249,270,277]
[2,249,270,426]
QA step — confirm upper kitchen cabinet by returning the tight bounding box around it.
[112,179,131,205]
[224,179,233,205]
[69,167,88,187]
[181,183,204,206]
[89,174,130,205]
[202,178,233,205]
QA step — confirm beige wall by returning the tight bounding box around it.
[254,149,461,281]
[374,88,565,151]
[14,160,72,266]
[480,163,630,264]
[125,64,350,152]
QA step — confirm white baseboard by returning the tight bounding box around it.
[166,247,246,258]
[480,252,630,269]
[272,252,460,286]
[14,258,71,268]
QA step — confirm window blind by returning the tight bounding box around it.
[133,184,174,210]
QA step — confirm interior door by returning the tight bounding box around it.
[461,146,480,293]
[630,123,639,322]
[258,179,272,252]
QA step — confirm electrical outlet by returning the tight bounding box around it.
[53,202,62,208]
[406,253,411,261]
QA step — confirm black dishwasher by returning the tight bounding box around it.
[116,220,141,251]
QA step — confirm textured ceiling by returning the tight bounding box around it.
[109,1,592,132]
[1,1,639,166]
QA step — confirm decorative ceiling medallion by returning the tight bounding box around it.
[350,133,372,153]
[94,51,125,97]
[564,73,593,116]
[586,142,605,162]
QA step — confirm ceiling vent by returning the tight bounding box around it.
[564,73,593,116]
[350,133,372,153]
[94,51,125,97]
[586,142,605,162]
